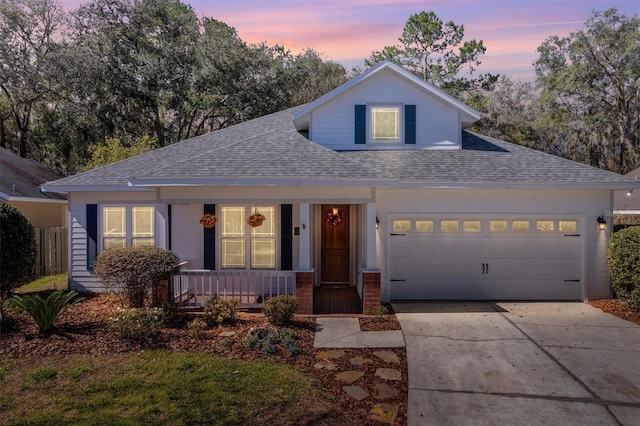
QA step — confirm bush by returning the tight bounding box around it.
[187,317,208,338]
[262,295,298,326]
[109,307,166,340]
[608,226,640,310]
[95,247,180,308]
[9,290,85,333]
[203,297,238,325]
[0,201,36,330]
[244,327,301,356]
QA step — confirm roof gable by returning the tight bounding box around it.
[293,60,482,131]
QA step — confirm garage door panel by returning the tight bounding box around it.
[388,217,582,301]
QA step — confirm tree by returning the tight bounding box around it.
[365,11,489,88]
[0,200,36,333]
[0,0,66,157]
[83,135,157,170]
[535,9,640,173]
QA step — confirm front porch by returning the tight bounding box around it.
[170,268,381,314]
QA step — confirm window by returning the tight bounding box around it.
[512,221,530,233]
[463,221,481,233]
[102,206,155,249]
[440,220,459,233]
[221,206,276,269]
[559,221,577,233]
[393,220,411,233]
[490,221,508,233]
[416,220,434,232]
[537,221,555,233]
[371,107,400,141]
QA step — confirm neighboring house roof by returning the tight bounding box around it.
[42,108,639,192]
[293,60,482,131]
[0,147,66,202]
[614,167,640,216]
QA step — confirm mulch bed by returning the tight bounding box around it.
[589,299,640,325]
[0,294,407,425]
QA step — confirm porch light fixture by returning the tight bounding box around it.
[597,216,606,231]
[376,216,380,230]
[627,189,634,197]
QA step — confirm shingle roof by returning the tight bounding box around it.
[43,108,638,191]
[0,147,66,200]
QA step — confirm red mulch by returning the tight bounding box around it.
[589,299,640,325]
[0,294,407,425]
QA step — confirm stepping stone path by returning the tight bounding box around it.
[314,349,402,423]
[218,331,236,337]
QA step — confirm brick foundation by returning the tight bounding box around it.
[295,270,314,315]
[362,271,381,313]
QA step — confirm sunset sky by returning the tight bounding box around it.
[61,0,640,80]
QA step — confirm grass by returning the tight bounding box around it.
[0,351,337,425]
[14,274,68,294]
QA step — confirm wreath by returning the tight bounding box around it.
[247,208,266,227]
[199,214,217,228]
[326,210,342,226]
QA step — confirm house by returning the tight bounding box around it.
[1,147,68,275]
[1,147,67,228]
[42,61,640,314]
[613,167,640,227]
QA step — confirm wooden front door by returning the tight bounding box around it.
[321,205,350,284]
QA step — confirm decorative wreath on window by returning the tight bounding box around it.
[326,209,343,226]
[247,207,266,228]
[199,214,217,228]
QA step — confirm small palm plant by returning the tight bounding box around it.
[9,290,85,333]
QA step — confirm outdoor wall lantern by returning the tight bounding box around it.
[597,216,607,231]
[376,216,380,230]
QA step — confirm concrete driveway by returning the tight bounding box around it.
[392,302,640,426]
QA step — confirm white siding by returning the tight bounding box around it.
[310,69,460,150]
[67,192,158,292]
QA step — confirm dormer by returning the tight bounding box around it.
[293,60,481,150]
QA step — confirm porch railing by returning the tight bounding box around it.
[171,269,296,308]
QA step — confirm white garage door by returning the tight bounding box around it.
[389,218,582,301]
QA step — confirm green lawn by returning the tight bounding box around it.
[14,274,68,294]
[0,351,337,425]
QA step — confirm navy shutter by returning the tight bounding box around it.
[405,104,416,144]
[355,104,366,144]
[203,204,215,270]
[280,204,293,270]
[86,204,98,271]
[167,204,172,250]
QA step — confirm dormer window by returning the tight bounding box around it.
[355,104,416,145]
[371,106,400,142]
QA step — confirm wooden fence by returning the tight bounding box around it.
[33,227,68,275]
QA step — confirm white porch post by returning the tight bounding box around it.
[299,203,311,269]
[366,202,377,269]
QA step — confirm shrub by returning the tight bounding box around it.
[9,290,85,333]
[95,247,180,308]
[28,367,57,383]
[262,295,297,326]
[608,226,640,310]
[203,297,238,325]
[109,307,166,340]
[0,201,36,330]
[244,327,301,356]
[187,317,208,338]
[364,303,389,320]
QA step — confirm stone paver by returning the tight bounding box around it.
[336,370,364,384]
[316,350,345,359]
[218,331,236,337]
[343,385,370,401]
[370,403,399,424]
[313,360,338,371]
[376,383,400,399]
[375,368,402,381]
[350,356,374,366]
[373,350,400,364]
